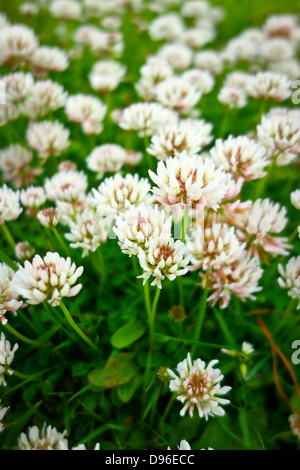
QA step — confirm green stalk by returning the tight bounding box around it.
[181,205,190,243]
[219,108,229,139]
[150,287,160,347]
[3,323,45,347]
[143,281,152,325]
[0,249,18,271]
[51,227,70,256]
[192,277,209,355]
[143,285,160,393]
[144,135,153,171]
[59,300,98,351]
[1,223,16,250]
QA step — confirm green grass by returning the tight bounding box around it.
[0,0,299,451]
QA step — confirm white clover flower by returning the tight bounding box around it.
[182,69,215,95]
[101,16,122,31]
[205,252,263,309]
[114,204,172,257]
[87,144,127,179]
[264,14,298,39]
[246,72,292,101]
[0,401,9,433]
[181,1,211,19]
[0,332,18,386]
[148,14,185,42]
[269,59,300,81]
[260,38,295,63]
[30,46,69,73]
[155,77,201,114]
[278,256,300,309]
[182,26,215,49]
[45,170,88,203]
[13,252,84,307]
[0,24,38,64]
[92,173,154,217]
[15,241,35,262]
[2,72,35,103]
[74,24,102,47]
[223,71,252,93]
[65,94,107,135]
[147,121,212,161]
[26,120,70,160]
[180,119,214,148]
[124,150,143,167]
[241,342,255,356]
[210,136,269,181]
[257,112,300,165]
[0,102,20,126]
[135,57,173,101]
[237,198,291,258]
[90,30,124,57]
[0,263,23,325]
[20,186,46,210]
[37,207,62,228]
[291,190,300,210]
[158,43,193,71]
[21,80,67,120]
[187,223,245,271]
[65,209,109,257]
[0,144,41,189]
[0,185,23,224]
[19,424,68,450]
[58,161,78,172]
[218,86,247,109]
[89,60,126,93]
[49,0,82,20]
[194,50,223,75]
[59,441,100,450]
[167,440,191,450]
[167,353,231,419]
[119,102,178,137]
[19,2,40,15]
[289,414,300,440]
[149,152,229,211]
[221,28,264,65]
[137,236,190,289]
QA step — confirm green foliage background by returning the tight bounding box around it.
[0,0,299,450]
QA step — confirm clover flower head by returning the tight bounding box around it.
[0,24,38,64]
[278,256,300,309]
[92,173,154,217]
[187,223,246,271]
[167,353,231,419]
[65,94,107,135]
[114,204,172,257]
[87,144,127,179]
[246,72,292,101]
[26,120,70,160]
[119,102,178,137]
[149,152,229,211]
[155,77,201,113]
[0,184,23,224]
[13,252,84,306]
[210,135,269,181]
[0,332,18,386]
[30,46,69,73]
[45,170,88,203]
[18,423,68,450]
[237,198,291,258]
[65,209,109,257]
[137,235,190,289]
